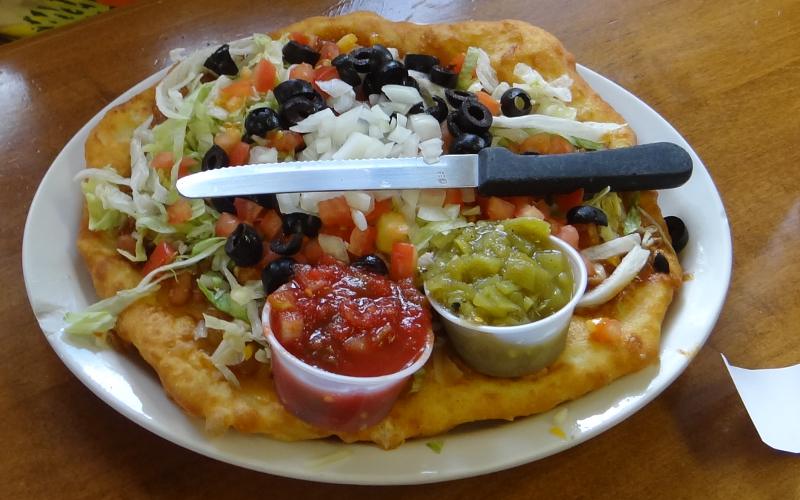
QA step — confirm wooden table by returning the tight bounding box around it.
[2,0,799,497]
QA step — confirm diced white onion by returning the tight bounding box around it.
[387,125,413,144]
[417,205,451,222]
[290,108,336,134]
[351,208,368,231]
[248,146,278,164]
[318,234,349,263]
[582,233,643,261]
[419,138,443,164]
[373,190,398,201]
[408,113,442,142]
[313,136,332,154]
[382,85,423,105]
[401,189,420,208]
[300,191,342,213]
[276,193,302,214]
[344,192,373,213]
[418,189,446,208]
[578,245,650,308]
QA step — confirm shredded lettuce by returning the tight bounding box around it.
[116,231,147,262]
[622,192,642,235]
[572,137,606,151]
[197,272,249,321]
[492,114,625,143]
[64,279,163,335]
[586,188,626,242]
[411,218,469,251]
[426,440,444,454]
[457,47,481,90]
[81,177,126,231]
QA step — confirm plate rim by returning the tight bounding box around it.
[22,63,732,485]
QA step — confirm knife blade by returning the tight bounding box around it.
[176,142,692,199]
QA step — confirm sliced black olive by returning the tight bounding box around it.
[203,44,238,76]
[245,194,278,210]
[244,107,280,138]
[273,79,314,105]
[664,215,689,252]
[262,257,296,295]
[446,111,462,137]
[425,96,448,122]
[653,252,670,274]
[331,54,354,72]
[362,73,380,96]
[350,47,374,73]
[210,196,236,214]
[567,205,609,226]
[225,223,263,267]
[352,254,389,275]
[404,53,439,73]
[445,88,476,109]
[369,44,393,72]
[500,87,533,117]
[270,231,304,256]
[282,40,321,65]
[429,65,458,88]
[201,144,229,171]
[449,133,490,154]
[281,212,322,238]
[456,99,493,134]
[408,102,425,115]
[280,93,327,126]
[375,60,407,88]
[401,75,420,91]
[338,66,362,88]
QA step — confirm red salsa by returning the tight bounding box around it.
[268,257,431,377]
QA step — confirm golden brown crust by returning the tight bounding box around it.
[77,13,677,449]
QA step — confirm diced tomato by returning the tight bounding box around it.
[485,196,516,220]
[517,133,576,155]
[441,121,454,153]
[365,198,393,225]
[556,224,580,249]
[233,197,264,224]
[312,65,340,95]
[390,242,417,281]
[167,198,193,225]
[215,212,241,237]
[301,237,323,264]
[151,152,197,177]
[554,188,584,214]
[289,62,315,82]
[214,128,242,154]
[443,188,463,206]
[257,243,281,269]
[449,52,465,74]
[349,227,376,257]
[177,157,198,177]
[505,196,533,211]
[220,78,253,100]
[254,59,277,93]
[258,209,283,240]
[288,31,313,47]
[319,41,340,61]
[266,130,305,154]
[516,204,545,219]
[141,241,177,276]
[475,91,501,116]
[318,196,354,228]
[587,318,622,344]
[151,151,174,170]
[228,141,251,166]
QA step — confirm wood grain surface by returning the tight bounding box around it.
[2,0,799,497]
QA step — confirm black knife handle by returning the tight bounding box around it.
[476,142,693,196]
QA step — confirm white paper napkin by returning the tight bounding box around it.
[722,354,800,453]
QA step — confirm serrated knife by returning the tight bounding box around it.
[175,142,692,198]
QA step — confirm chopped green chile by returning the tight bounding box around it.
[423,219,574,326]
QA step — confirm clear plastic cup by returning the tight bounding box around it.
[262,302,433,433]
[426,235,588,378]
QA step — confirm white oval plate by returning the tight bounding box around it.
[22,65,731,485]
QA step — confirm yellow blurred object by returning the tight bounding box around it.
[0,0,110,39]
